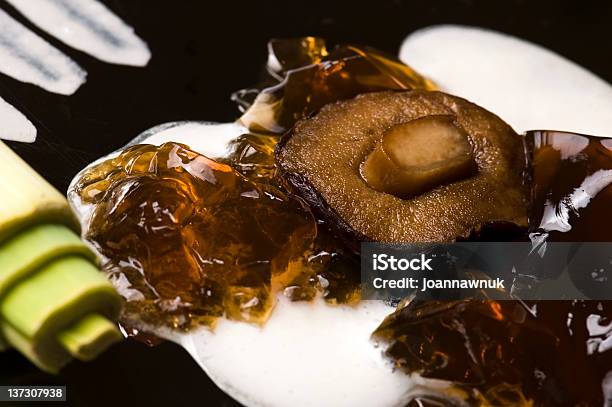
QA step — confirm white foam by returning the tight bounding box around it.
[132,121,248,158]
[0,8,86,95]
[6,0,151,67]
[162,297,429,407]
[0,96,36,143]
[400,25,612,136]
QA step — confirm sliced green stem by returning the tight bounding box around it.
[0,255,122,372]
[57,314,122,361]
[0,224,94,297]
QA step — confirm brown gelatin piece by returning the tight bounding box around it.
[276,90,527,243]
[222,132,279,182]
[526,130,612,241]
[218,132,363,305]
[237,38,436,134]
[361,115,475,199]
[74,142,317,330]
[373,298,612,406]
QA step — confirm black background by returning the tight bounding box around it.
[1,0,611,405]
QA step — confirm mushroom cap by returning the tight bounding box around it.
[276,90,527,243]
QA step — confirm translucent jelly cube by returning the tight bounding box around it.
[73,142,317,329]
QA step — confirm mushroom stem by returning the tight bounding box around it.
[361,115,475,198]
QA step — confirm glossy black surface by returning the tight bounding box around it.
[1,0,612,405]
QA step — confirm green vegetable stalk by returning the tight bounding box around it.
[0,141,122,373]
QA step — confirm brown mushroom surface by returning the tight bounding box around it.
[276,90,527,243]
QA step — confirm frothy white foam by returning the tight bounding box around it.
[6,0,151,67]
[0,97,36,143]
[400,25,612,136]
[132,121,247,158]
[159,297,430,407]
